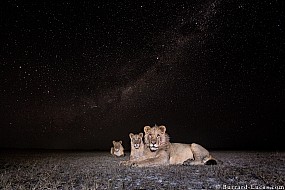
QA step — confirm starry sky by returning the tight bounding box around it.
[1,0,284,150]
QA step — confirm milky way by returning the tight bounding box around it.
[0,0,284,150]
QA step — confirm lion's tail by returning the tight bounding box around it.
[204,155,220,165]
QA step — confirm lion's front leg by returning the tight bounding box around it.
[132,151,169,167]
[131,158,164,167]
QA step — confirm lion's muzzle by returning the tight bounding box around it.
[149,143,159,151]
[133,144,140,149]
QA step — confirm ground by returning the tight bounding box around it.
[0,150,284,189]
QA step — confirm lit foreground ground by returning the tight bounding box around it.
[0,150,284,189]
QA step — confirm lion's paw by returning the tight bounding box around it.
[130,162,139,167]
[119,161,133,166]
[119,161,128,166]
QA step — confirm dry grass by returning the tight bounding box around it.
[0,150,284,189]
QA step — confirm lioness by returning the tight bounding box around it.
[110,141,125,157]
[123,125,217,167]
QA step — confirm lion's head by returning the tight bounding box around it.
[129,133,144,149]
[112,141,123,152]
[144,125,169,152]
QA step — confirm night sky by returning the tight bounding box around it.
[1,0,284,150]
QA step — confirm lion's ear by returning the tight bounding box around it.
[144,126,151,134]
[112,141,115,145]
[119,141,122,144]
[159,125,166,134]
[129,133,134,139]
[139,133,143,138]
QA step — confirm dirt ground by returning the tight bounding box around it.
[0,150,284,189]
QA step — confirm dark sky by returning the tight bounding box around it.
[0,0,284,150]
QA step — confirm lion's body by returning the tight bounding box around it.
[110,141,125,157]
[124,125,217,167]
[169,143,216,165]
[169,143,194,165]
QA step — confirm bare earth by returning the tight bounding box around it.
[0,150,284,189]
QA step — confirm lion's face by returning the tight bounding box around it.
[129,133,143,149]
[144,125,166,152]
[113,141,122,152]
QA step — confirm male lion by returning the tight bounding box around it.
[123,125,217,167]
[129,133,145,161]
[110,141,125,157]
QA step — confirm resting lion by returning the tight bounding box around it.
[110,141,125,157]
[129,133,145,161]
[123,125,217,167]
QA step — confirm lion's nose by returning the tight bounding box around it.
[151,140,156,144]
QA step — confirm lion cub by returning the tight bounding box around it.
[129,133,144,161]
[110,141,125,157]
